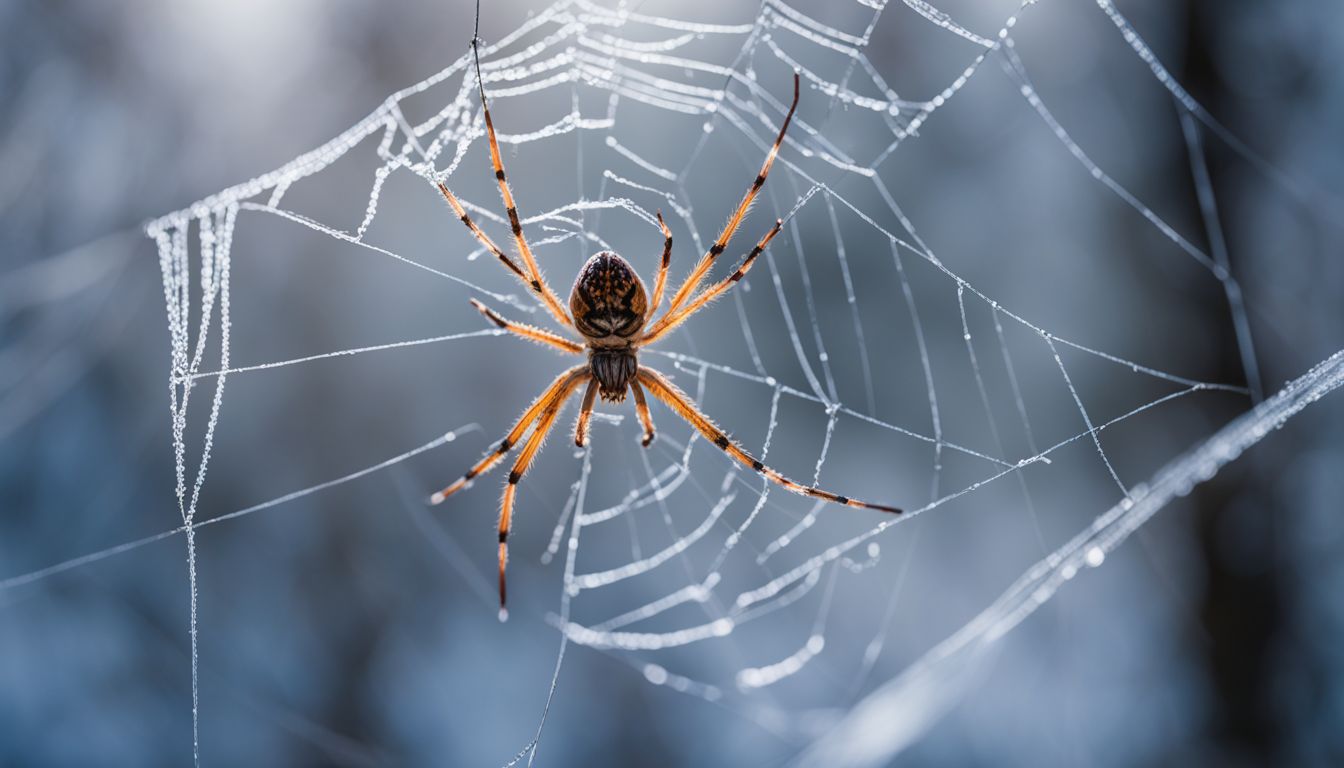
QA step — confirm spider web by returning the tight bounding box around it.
[12,0,1342,764]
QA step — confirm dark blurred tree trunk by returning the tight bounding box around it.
[1179,1,1287,764]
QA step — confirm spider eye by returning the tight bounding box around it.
[571,251,648,341]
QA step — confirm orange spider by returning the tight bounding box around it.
[430,70,901,614]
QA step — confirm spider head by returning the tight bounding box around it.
[570,251,648,346]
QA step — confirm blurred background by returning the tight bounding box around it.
[2,0,1341,766]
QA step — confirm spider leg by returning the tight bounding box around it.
[475,74,574,330]
[573,378,599,447]
[629,379,657,447]
[656,73,799,324]
[636,366,901,514]
[639,218,782,346]
[645,212,674,320]
[470,298,583,355]
[429,365,588,504]
[498,372,587,613]
[435,181,567,324]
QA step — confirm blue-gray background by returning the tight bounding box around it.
[2,0,1342,766]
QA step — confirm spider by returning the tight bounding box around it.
[430,70,901,615]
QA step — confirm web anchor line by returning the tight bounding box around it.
[800,349,1344,768]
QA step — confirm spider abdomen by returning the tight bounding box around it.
[590,348,638,402]
[570,251,648,344]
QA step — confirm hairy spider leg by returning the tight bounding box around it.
[475,70,573,330]
[497,371,588,612]
[651,73,799,328]
[629,378,657,447]
[573,378,600,447]
[435,182,545,304]
[470,298,583,355]
[429,366,589,504]
[636,366,901,514]
[640,218,782,346]
[646,212,674,320]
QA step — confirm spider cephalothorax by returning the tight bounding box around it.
[430,70,901,616]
